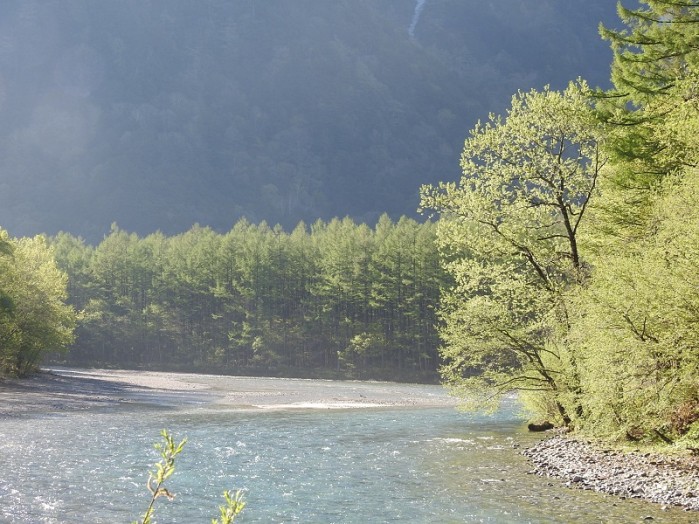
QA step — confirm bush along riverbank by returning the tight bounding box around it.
[523,436,699,511]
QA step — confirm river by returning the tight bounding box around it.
[0,379,694,523]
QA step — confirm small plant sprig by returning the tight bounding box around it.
[135,429,187,524]
[134,429,246,524]
[212,489,246,524]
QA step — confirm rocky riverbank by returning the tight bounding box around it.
[523,435,699,512]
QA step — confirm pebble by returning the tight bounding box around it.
[522,436,699,512]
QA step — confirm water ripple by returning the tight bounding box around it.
[0,391,694,522]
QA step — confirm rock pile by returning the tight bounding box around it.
[523,436,699,511]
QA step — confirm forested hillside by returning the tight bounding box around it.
[423,0,699,444]
[0,1,617,241]
[49,217,448,381]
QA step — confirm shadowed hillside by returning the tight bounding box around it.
[0,0,617,241]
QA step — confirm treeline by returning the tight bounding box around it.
[422,0,699,444]
[49,216,448,381]
[0,231,75,375]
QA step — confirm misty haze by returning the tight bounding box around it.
[0,0,615,241]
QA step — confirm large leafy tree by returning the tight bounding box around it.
[571,170,699,440]
[0,232,76,375]
[420,82,606,422]
[0,230,16,362]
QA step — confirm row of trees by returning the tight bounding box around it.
[421,0,699,444]
[0,230,75,375]
[50,216,448,380]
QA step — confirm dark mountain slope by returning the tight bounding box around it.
[0,0,618,241]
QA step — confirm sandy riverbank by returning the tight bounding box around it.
[0,367,457,418]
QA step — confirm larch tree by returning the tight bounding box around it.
[595,1,699,237]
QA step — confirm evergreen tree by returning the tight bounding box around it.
[600,1,699,104]
[51,218,447,381]
[596,1,699,236]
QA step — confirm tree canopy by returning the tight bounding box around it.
[423,1,699,444]
[420,82,606,420]
[0,231,76,376]
[49,216,448,382]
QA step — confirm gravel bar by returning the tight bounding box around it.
[523,435,699,512]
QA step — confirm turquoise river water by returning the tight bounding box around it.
[0,381,695,523]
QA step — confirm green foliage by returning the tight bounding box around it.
[596,1,699,231]
[135,430,187,524]
[212,490,246,524]
[561,0,699,441]
[0,231,76,376]
[51,216,449,381]
[424,0,699,444]
[420,82,606,421]
[134,430,245,524]
[568,171,699,440]
[600,1,699,104]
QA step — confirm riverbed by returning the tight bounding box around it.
[0,368,695,523]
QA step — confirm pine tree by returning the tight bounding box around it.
[598,1,699,177]
[600,1,699,103]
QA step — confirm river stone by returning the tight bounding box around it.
[522,436,699,512]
